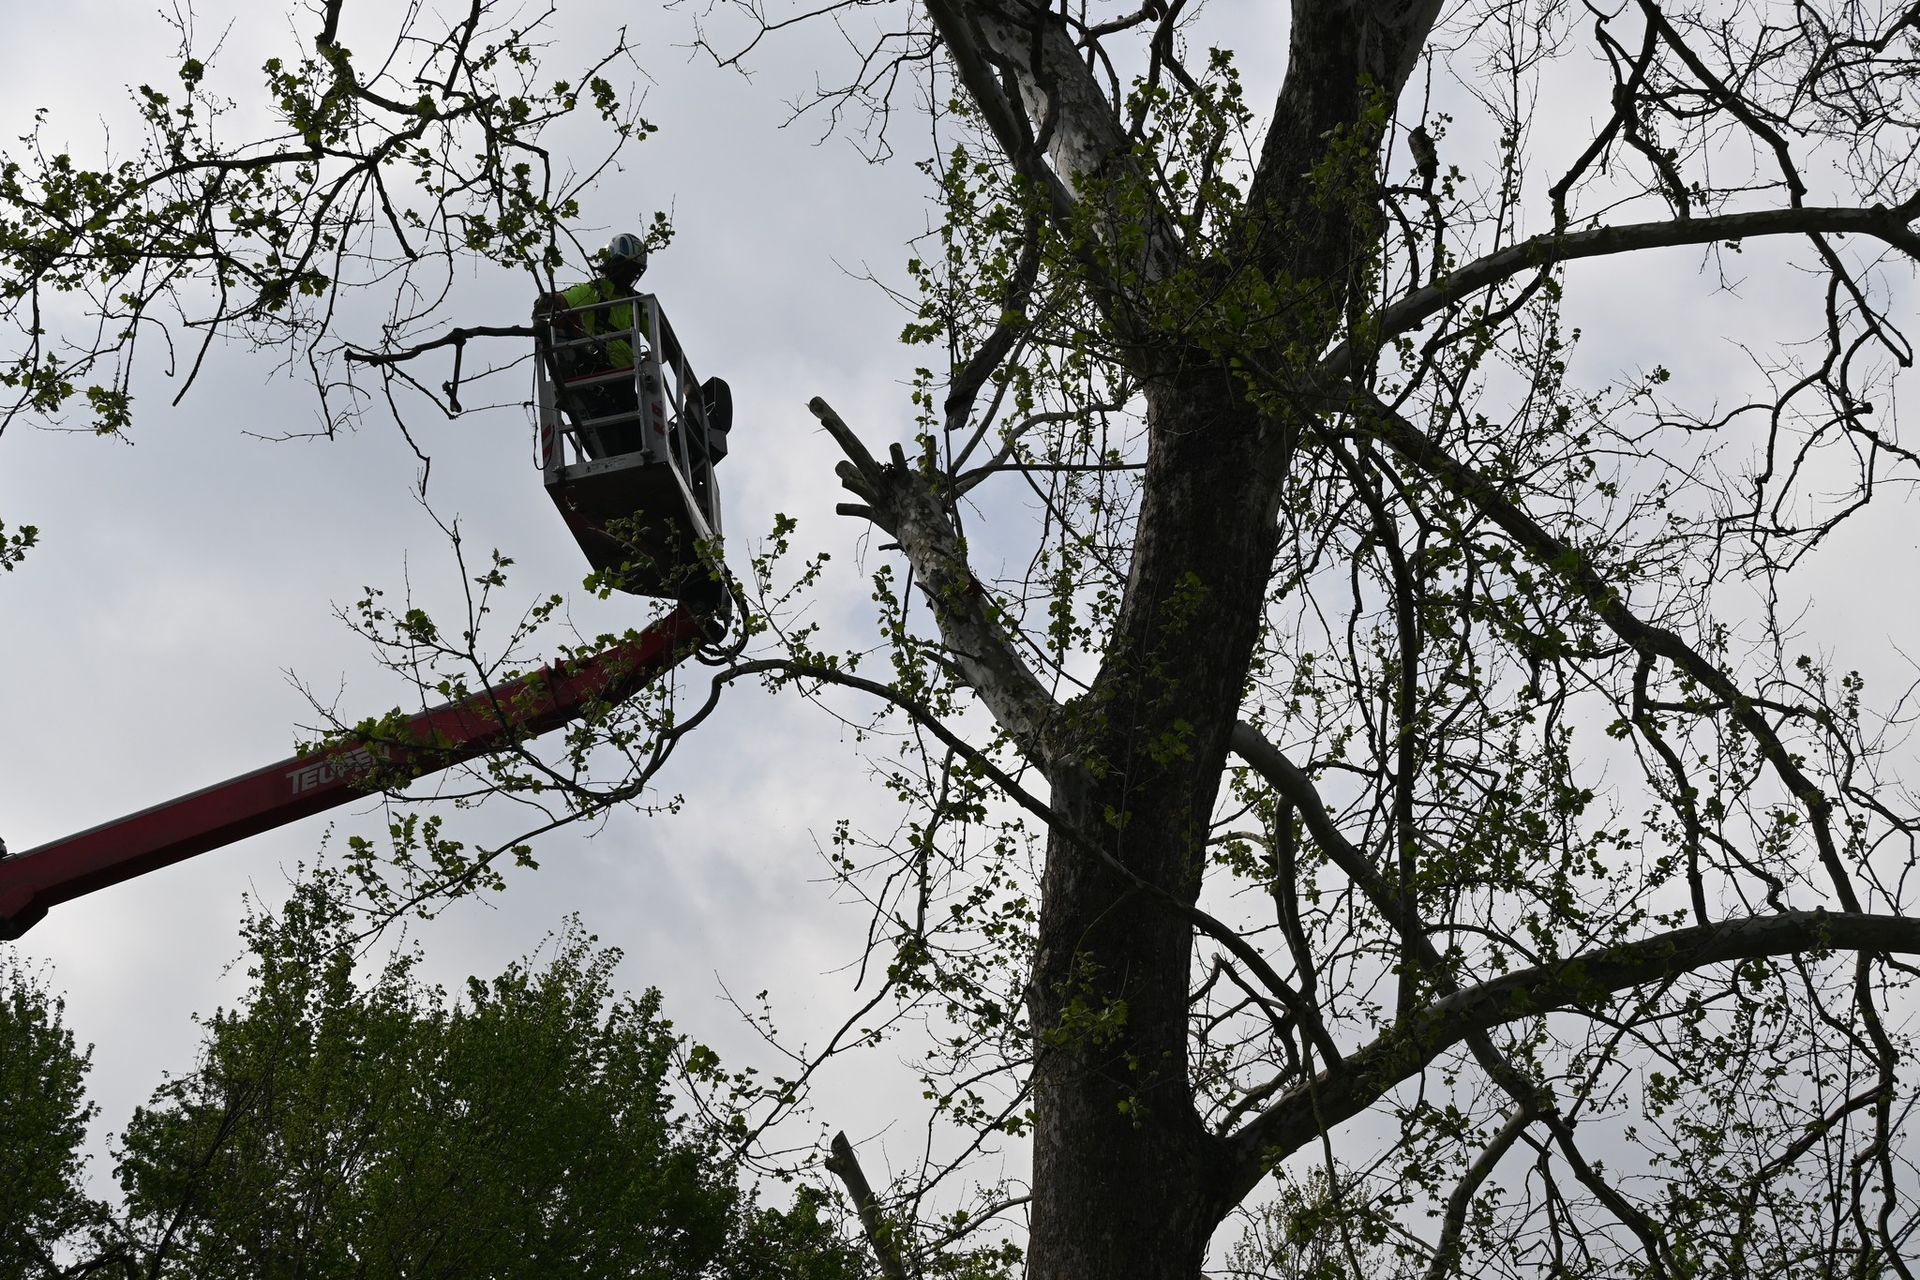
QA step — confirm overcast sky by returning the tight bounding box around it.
[4,0,1918,1246]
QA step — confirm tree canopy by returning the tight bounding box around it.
[8,0,1920,1277]
[0,957,101,1276]
[4,880,867,1279]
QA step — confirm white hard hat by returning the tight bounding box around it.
[602,233,647,270]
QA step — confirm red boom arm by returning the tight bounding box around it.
[0,607,705,940]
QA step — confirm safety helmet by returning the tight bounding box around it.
[600,232,648,278]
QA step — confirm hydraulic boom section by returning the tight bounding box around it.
[0,607,705,940]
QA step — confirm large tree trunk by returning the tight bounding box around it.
[1017,2,1443,1271]
[890,4,1445,1274]
[1025,374,1281,1279]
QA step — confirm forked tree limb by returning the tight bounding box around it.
[1225,717,1908,1220]
[1220,908,1920,1202]
[921,0,1182,328]
[810,395,1065,767]
[342,324,536,366]
[1421,1104,1533,1280]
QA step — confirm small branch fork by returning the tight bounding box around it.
[342,324,535,367]
[342,323,536,419]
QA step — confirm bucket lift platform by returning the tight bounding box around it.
[535,292,729,605]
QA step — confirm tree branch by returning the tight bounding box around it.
[1420,1103,1532,1280]
[342,324,534,366]
[921,0,1183,309]
[826,1131,911,1280]
[811,395,1064,767]
[1322,201,1920,381]
[920,0,1079,227]
[1342,384,1867,915]
[1223,909,1920,1203]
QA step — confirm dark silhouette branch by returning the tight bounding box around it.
[1322,201,1920,382]
[342,324,535,367]
[1223,910,1920,1201]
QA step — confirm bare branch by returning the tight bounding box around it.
[826,1131,912,1280]
[1324,201,1920,382]
[1224,910,1920,1203]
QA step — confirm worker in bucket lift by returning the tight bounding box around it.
[534,232,650,458]
[534,234,734,466]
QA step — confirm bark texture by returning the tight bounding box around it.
[1028,375,1282,1279]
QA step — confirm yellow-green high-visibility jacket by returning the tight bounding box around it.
[560,278,639,371]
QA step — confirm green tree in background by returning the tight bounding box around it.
[5,879,868,1279]
[0,959,102,1274]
